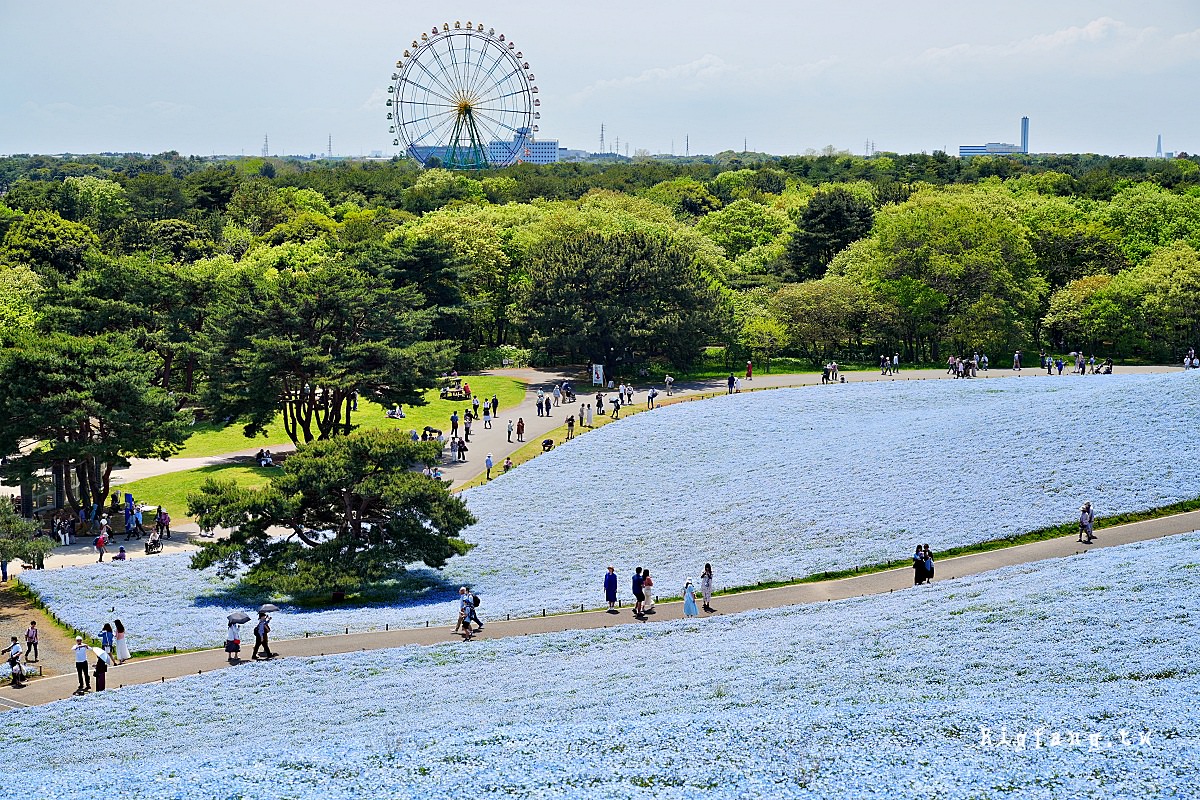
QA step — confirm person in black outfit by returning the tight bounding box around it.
[253,612,273,659]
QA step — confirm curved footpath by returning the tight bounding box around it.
[112,364,1180,492]
[3,508,1197,711]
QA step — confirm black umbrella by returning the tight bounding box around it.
[258,603,280,613]
[227,612,251,624]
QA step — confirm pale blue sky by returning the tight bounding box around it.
[2,0,1197,158]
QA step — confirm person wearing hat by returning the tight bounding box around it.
[485,453,494,481]
[1078,502,1095,544]
[93,647,108,691]
[112,546,127,561]
[73,636,91,692]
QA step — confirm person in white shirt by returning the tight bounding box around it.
[73,636,91,691]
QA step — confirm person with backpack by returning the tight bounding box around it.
[252,612,273,660]
[94,530,108,562]
[468,589,484,630]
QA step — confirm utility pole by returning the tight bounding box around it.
[262,135,269,158]
[328,134,333,158]
[600,123,605,154]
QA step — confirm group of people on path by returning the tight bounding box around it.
[947,354,987,377]
[879,354,901,375]
[5,621,39,688]
[67,619,130,693]
[225,611,273,663]
[912,545,936,585]
[602,563,716,619]
[454,587,484,637]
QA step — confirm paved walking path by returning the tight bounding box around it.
[3,508,1196,710]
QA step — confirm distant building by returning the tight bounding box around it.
[489,130,559,165]
[958,142,1024,157]
[960,116,1030,158]
[558,148,589,162]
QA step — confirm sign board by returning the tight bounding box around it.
[591,364,605,386]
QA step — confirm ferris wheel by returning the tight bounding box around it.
[387,21,540,169]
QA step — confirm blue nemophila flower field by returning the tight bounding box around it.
[8,532,1200,799]
[21,371,1200,651]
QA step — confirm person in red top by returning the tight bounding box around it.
[746,360,753,380]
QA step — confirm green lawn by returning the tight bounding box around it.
[174,376,527,458]
[112,464,278,520]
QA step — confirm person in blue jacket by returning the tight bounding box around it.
[603,566,618,611]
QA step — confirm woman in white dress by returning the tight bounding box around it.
[114,619,131,664]
[642,569,655,611]
[700,563,714,611]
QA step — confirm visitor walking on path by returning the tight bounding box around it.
[566,415,575,440]
[490,394,499,417]
[114,619,130,664]
[73,636,90,692]
[1078,502,1095,544]
[664,374,674,396]
[226,622,241,663]
[485,454,494,481]
[252,612,273,660]
[642,569,655,611]
[507,420,514,443]
[922,545,935,584]
[913,545,927,585]
[24,621,38,663]
[450,411,459,438]
[683,580,699,617]
[95,531,108,562]
[700,563,714,611]
[611,396,621,420]
[585,404,593,427]
[632,568,646,618]
[727,373,735,394]
[746,361,753,381]
[482,406,492,429]
[604,566,618,611]
[516,418,525,442]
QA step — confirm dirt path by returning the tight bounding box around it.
[0,583,80,705]
[3,508,1196,711]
